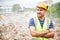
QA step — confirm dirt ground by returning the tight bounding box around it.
[0,11,60,40]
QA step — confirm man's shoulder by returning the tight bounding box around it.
[29,18,35,27]
[30,18,34,22]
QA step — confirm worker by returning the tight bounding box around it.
[29,2,54,40]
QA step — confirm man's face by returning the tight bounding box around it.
[36,7,47,17]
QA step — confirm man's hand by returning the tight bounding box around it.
[43,29,55,38]
[40,30,49,34]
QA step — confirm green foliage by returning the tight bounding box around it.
[48,2,60,18]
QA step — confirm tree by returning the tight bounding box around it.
[0,5,3,15]
[48,2,60,18]
[0,5,3,11]
[12,4,21,12]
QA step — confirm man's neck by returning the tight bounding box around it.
[38,16,45,20]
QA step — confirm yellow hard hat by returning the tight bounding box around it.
[36,2,48,10]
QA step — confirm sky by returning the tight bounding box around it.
[0,0,60,8]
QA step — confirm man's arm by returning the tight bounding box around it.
[29,18,48,37]
[29,26,49,37]
[43,29,55,38]
[43,20,55,38]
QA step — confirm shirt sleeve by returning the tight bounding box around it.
[29,18,35,28]
[49,20,54,29]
